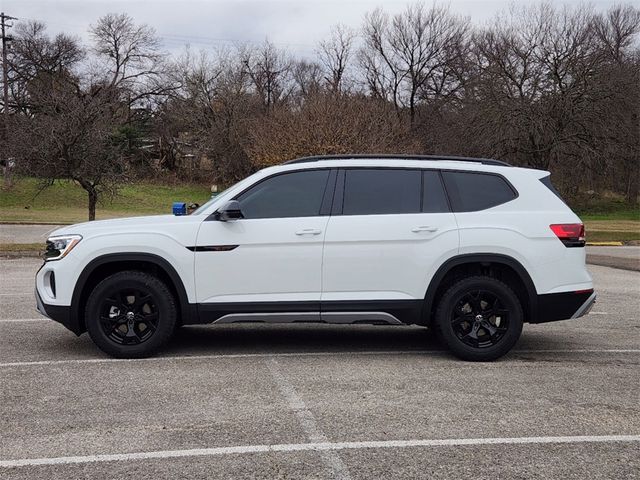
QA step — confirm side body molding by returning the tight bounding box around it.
[421,253,538,325]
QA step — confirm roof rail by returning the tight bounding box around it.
[284,154,512,167]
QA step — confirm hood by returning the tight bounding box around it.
[50,214,198,238]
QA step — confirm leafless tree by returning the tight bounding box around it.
[8,21,84,114]
[240,41,294,114]
[89,13,161,92]
[593,5,640,63]
[318,24,356,93]
[156,47,254,184]
[361,3,470,125]
[11,64,127,220]
[8,16,166,219]
[291,60,323,99]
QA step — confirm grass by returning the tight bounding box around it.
[0,177,212,223]
[574,199,639,242]
[586,231,639,243]
[573,199,640,221]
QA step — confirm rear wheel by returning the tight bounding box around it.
[85,271,177,358]
[434,276,523,361]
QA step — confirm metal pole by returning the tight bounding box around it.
[1,12,16,188]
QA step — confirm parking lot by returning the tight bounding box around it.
[0,257,639,479]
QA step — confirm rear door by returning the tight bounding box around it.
[321,168,459,320]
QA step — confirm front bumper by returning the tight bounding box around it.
[533,289,596,323]
[35,287,81,335]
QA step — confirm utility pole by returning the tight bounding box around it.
[1,12,16,188]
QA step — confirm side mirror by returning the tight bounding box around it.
[215,200,244,222]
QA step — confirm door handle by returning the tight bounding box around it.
[295,229,322,236]
[411,226,438,233]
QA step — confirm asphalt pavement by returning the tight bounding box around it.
[0,258,638,479]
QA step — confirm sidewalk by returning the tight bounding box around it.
[0,224,64,244]
[586,246,640,272]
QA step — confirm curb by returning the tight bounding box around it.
[0,251,41,258]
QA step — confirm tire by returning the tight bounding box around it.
[433,276,523,361]
[85,270,177,358]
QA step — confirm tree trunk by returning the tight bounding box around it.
[88,188,97,221]
[626,168,639,204]
[3,160,12,189]
[76,178,98,221]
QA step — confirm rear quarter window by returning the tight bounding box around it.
[540,175,566,203]
[442,171,517,212]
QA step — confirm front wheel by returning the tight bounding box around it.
[434,276,523,361]
[85,271,177,358]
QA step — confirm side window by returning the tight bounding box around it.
[342,169,421,215]
[236,170,330,219]
[442,171,517,212]
[422,170,450,213]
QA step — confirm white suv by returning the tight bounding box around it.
[35,155,595,361]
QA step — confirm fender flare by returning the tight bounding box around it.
[422,253,538,324]
[70,252,195,334]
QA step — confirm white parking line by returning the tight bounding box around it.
[1,434,637,468]
[267,358,351,479]
[0,351,441,368]
[514,349,640,354]
[0,318,47,323]
[0,348,638,368]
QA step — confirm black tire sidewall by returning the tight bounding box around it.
[435,277,523,361]
[85,271,176,358]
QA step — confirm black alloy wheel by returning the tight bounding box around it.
[434,276,523,361]
[99,288,159,345]
[86,270,177,358]
[451,289,509,349]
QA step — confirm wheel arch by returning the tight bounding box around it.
[70,253,195,335]
[422,253,538,325]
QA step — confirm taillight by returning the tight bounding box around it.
[550,223,585,248]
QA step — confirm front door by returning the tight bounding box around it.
[194,168,333,320]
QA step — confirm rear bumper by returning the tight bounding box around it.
[533,289,596,323]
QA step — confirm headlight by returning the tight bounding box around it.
[44,235,82,261]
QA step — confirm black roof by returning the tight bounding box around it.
[284,154,511,167]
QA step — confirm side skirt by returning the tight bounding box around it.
[196,300,423,326]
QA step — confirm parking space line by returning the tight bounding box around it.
[1,434,638,468]
[0,351,441,368]
[514,349,640,353]
[0,348,639,368]
[0,318,47,323]
[267,358,351,479]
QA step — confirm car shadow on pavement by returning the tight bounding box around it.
[26,323,587,361]
[167,324,439,355]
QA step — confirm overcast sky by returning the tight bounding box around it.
[0,0,624,57]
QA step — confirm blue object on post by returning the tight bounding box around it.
[172,202,187,216]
